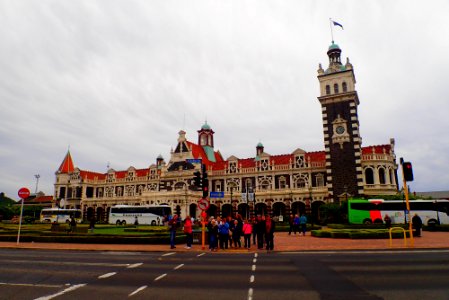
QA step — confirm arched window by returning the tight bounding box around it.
[278,176,287,189]
[342,82,347,92]
[325,85,330,95]
[365,168,374,184]
[296,178,307,188]
[315,174,324,187]
[260,180,270,190]
[379,168,386,184]
[334,83,339,94]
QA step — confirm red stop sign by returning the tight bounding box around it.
[18,187,30,199]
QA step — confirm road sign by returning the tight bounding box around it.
[18,187,30,199]
[210,191,224,198]
[186,159,202,164]
[198,198,210,211]
[17,187,30,245]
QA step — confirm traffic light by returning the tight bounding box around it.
[202,171,209,198]
[193,171,202,187]
[402,162,414,182]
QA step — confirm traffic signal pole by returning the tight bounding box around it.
[400,158,414,248]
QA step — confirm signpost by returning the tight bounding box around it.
[17,187,30,245]
[197,199,210,251]
[209,191,224,198]
[198,198,210,211]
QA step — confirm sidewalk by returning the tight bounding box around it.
[1,231,448,253]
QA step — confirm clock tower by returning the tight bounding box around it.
[317,42,363,201]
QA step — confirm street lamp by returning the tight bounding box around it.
[308,185,313,226]
[34,174,40,194]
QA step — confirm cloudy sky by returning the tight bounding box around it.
[1,1,448,200]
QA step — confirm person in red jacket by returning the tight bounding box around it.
[242,219,253,249]
[183,215,193,249]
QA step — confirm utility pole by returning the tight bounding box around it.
[34,174,40,194]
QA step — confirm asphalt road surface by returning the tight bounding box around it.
[1,249,449,300]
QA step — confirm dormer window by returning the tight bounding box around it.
[295,155,305,168]
[325,85,330,95]
[342,82,348,92]
[334,83,339,94]
[126,171,134,182]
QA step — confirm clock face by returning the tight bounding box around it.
[336,126,345,134]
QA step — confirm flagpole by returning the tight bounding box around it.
[329,18,334,43]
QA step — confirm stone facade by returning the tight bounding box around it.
[53,42,398,222]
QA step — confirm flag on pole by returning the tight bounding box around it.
[332,20,344,30]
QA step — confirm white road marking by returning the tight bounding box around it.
[248,288,254,300]
[127,263,143,269]
[128,285,147,297]
[154,273,167,281]
[174,264,184,270]
[197,253,206,257]
[251,265,256,271]
[254,253,258,258]
[252,258,257,263]
[250,275,255,283]
[0,282,61,288]
[34,283,86,300]
[1,260,129,268]
[162,252,176,257]
[98,272,117,279]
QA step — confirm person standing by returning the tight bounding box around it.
[242,219,253,249]
[208,219,219,251]
[299,214,307,236]
[183,215,193,249]
[384,214,392,229]
[168,214,179,249]
[256,215,265,249]
[288,214,295,235]
[265,215,275,252]
[218,218,230,249]
[69,216,77,233]
[231,219,242,248]
[412,213,423,237]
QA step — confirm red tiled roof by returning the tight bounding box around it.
[186,141,225,168]
[80,170,106,180]
[57,151,74,173]
[136,169,149,177]
[306,151,326,162]
[362,145,391,155]
[32,195,53,203]
[270,154,293,165]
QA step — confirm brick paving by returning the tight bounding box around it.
[1,231,448,253]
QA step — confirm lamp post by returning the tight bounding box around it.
[34,174,40,194]
[230,186,234,215]
[308,185,313,226]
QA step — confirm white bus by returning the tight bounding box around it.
[108,205,172,226]
[348,199,449,225]
[40,208,82,224]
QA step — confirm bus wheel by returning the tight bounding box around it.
[428,219,439,226]
[151,220,156,226]
[374,218,383,224]
[66,219,71,224]
[122,220,126,225]
[363,219,372,225]
[116,220,121,226]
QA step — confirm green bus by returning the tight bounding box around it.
[348,198,449,226]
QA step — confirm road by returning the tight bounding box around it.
[1,249,449,300]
